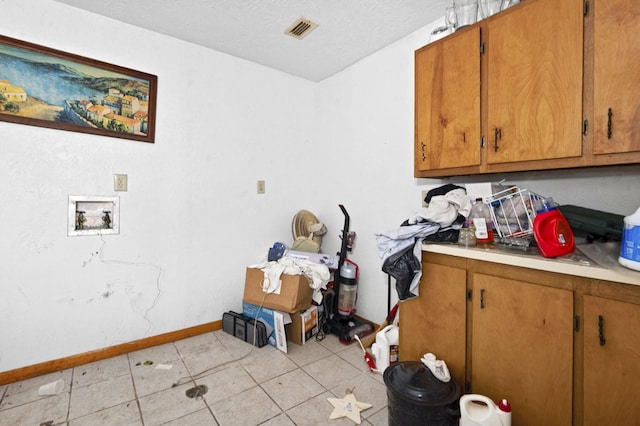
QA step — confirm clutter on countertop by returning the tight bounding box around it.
[378,182,637,302]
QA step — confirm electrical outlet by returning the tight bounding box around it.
[114,174,128,192]
[421,190,429,207]
[257,180,265,194]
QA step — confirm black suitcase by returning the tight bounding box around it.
[222,311,268,347]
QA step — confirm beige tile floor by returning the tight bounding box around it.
[0,330,390,425]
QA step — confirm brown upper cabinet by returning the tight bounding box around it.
[415,27,481,172]
[414,0,640,178]
[592,0,640,157]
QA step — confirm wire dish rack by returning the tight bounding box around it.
[489,187,544,238]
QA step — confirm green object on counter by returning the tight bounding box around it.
[557,205,624,241]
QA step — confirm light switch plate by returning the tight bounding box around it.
[114,174,128,191]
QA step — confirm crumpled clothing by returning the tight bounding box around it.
[407,188,472,227]
[376,223,440,264]
[376,185,471,300]
[375,222,440,299]
[249,256,330,304]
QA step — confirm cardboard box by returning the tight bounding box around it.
[286,305,319,345]
[243,267,313,313]
[242,301,291,353]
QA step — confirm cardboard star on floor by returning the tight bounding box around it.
[327,392,372,424]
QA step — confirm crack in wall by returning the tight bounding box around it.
[92,234,164,336]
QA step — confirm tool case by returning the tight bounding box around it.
[222,311,268,347]
[557,205,624,242]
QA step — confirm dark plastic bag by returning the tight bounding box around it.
[382,243,421,301]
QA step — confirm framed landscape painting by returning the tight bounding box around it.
[0,34,157,143]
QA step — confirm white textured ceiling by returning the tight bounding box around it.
[50,0,448,82]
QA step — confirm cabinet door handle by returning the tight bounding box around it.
[607,108,613,139]
[480,288,486,309]
[598,315,606,346]
[493,128,501,152]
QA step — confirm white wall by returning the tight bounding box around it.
[0,0,317,372]
[2,1,639,373]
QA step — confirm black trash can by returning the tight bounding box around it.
[383,361,461,426]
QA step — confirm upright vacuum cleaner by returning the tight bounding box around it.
[323,204,373,343]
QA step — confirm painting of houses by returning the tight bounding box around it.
[0,34,157,143]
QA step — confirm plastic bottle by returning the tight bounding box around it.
[497,399,512,426]
[458,220,477,248]
[533,199,575,258]
[371,325,399,373]
[619,206,640,271]
[470,198,494,246]
[459,394,511,426]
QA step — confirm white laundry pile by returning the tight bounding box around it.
[249,255,330,304]
[407,187,472,227]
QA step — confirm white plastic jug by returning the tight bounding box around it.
[371,325,399,373]
[619,206,640,271]
[459,394,511,426]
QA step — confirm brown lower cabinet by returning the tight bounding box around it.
[583,295,640,426]
[400,251,640,426]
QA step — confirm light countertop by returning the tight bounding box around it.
[422,242,640,286]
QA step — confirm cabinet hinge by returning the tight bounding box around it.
[574,315,581,332]
[480,42,486,55]
[466,289,473,301]
[582,120,588,136]
[481,135,485,148]
[584,0,589,16]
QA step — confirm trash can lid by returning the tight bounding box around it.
[383,361,460,405]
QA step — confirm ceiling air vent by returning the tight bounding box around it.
[285,17,318,40]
